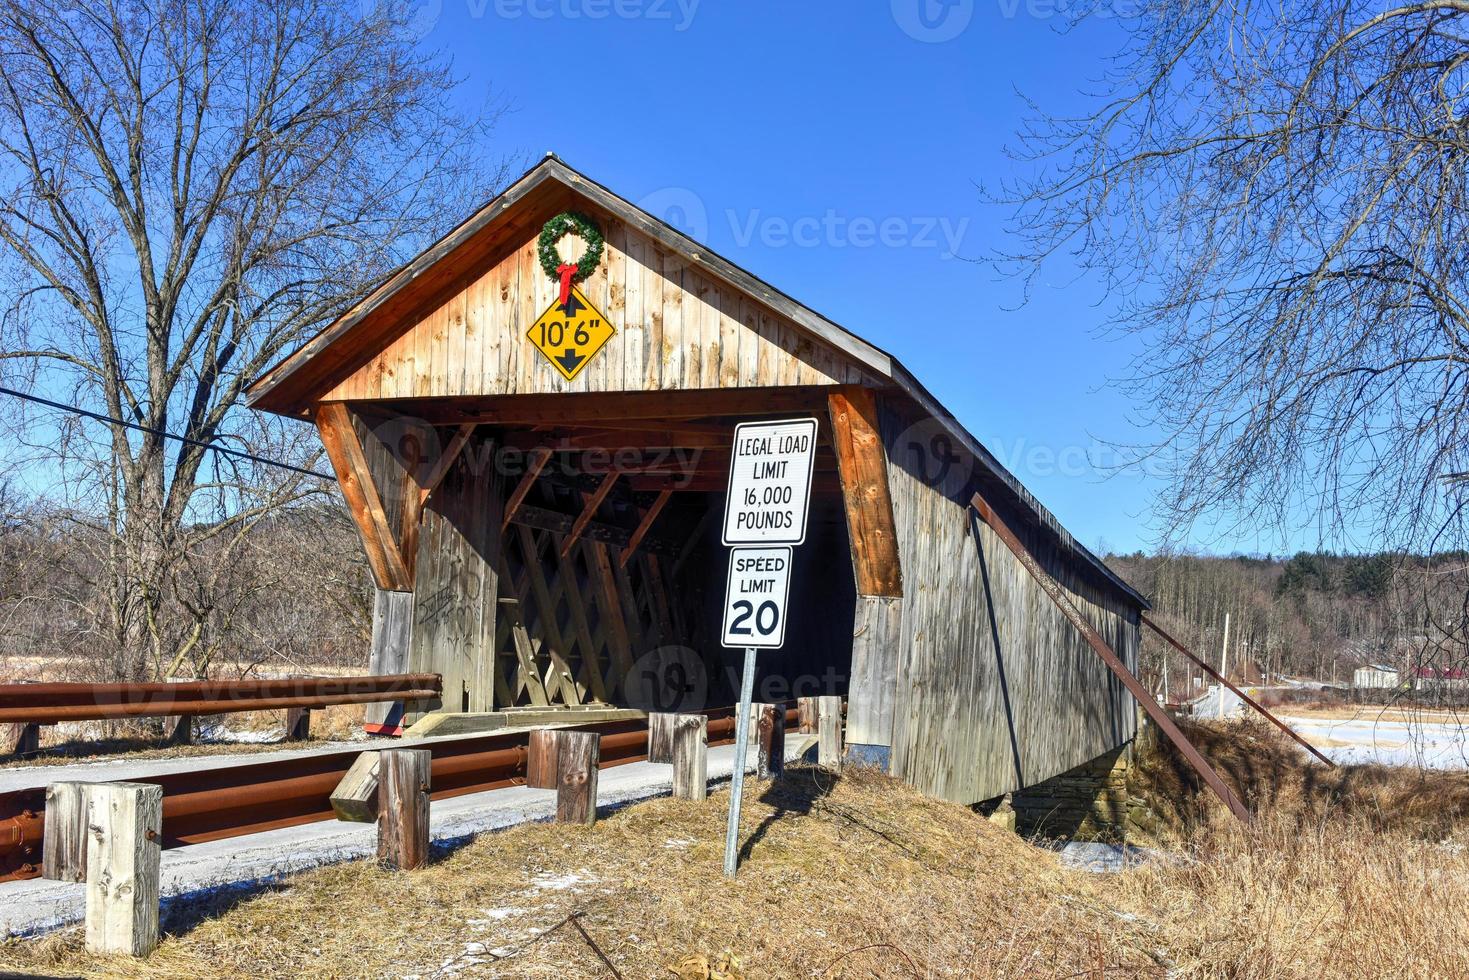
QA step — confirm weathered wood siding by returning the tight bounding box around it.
[879,398,1139,804]
[323,219,880,401]
[407,430,503,713]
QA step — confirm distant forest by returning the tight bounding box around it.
[1109,551,1469,691]
[5,476,1468,691]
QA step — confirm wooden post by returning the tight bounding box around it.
[526,729,561,789]
[647,712,678,765]
[84,782,163,957]
[555,731,599,825]
[377,748,431,870]
[670,714,707,801]
[330,752,381,823]
[797,697,817,734]
[756,703,785,779]
[42,782,89,882]
[162,676,193,746]
[284,706,312,742]
[817,695,843,771]
[4,721,40,757]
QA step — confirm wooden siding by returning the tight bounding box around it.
[878,397,1139,805]
[323,218,879,401]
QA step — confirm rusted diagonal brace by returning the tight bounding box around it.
[1142,614,1335,768]
[968,492,1252,824]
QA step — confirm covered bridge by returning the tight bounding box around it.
[246,156,1147,807]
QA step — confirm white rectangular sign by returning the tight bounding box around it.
[721,546,793,649]
[721,418,819,546]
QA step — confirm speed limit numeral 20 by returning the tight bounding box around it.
[727,599,780,638]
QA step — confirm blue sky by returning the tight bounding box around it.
[417,0,1213,554]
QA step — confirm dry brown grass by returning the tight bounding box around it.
[1133,717,1469,841]
[1,768,1165,979]
[4,730,1469,979]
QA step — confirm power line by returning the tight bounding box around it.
[0,385,336,481]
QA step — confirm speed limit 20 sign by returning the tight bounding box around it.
[721,546,793,648]
[720,418,818,650]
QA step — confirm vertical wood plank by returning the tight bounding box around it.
[818,695,843,771]
[621,224,646,391]
[42,781,88,882]
[377,748,431,871]
[846,595,903,751]
[366,588,415,733]
[647,713,676,765]
[797,697,817,735]
[556,731,600,825]
[756,703,785,780]
[670,713,708,801]
[4,721,39,757]
[284,707,311,742]
[527,728,560,789]
[84,782,162,957]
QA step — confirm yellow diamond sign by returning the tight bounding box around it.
[527,285,615,382]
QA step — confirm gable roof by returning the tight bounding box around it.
[246,155,1147,609]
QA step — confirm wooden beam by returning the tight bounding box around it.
[969,490,1252,825]
[621,488,672,567]
[509,503,679,556]
[377,386,829,427]
[561,472,620,559]
[399,423,475,587]
[315,402,410,591]
[501,428,732,452]
[827,386,903,597]
[502,445,552,531]
[421,423,477,503]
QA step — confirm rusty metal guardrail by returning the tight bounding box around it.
[0,674,442,724]
[0,702,797,882]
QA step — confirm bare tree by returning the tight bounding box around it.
[1002,1,1469,558]
[0,0,505,680]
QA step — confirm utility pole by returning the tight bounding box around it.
[1217,612,1231,720]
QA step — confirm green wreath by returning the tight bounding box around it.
[538,211,604,284]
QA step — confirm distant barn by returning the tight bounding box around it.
[247,157,1146,806]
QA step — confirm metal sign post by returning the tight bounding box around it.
[719,418,817,878]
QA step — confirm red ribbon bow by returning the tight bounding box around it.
[557,263,578,307]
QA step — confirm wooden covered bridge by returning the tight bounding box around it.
[246,156,1147,807]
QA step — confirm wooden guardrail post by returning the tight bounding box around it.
[4,721,39,758]
[284,706,312,742]
[526,729,561,789]
[797,697,817,735]
[756,703,785,779]
[42,781,89,882]
[377,748,430,870]
[555,731,599,825]
[163,677,193,746]
[818,695,843,771]
[671,715,707,801]
[649,712,708,800]
[84,782,163,957]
